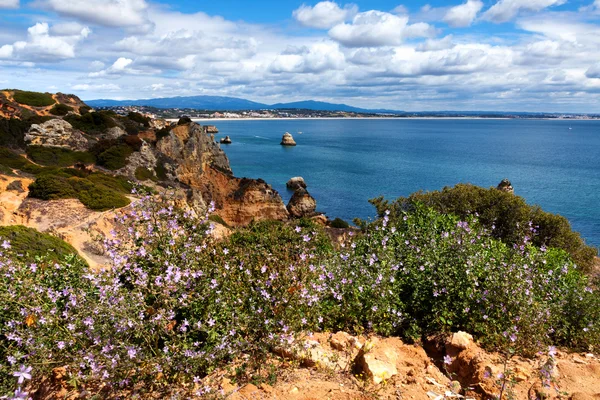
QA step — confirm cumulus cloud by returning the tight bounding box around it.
[38,0,149,28]
[0,22,90,62]
[417,35,455,52]
[0,0,18,8]
[72,83,121,91]
[89,57,136,77]
[443,0,483,27]
[328,10,435,47]
[293,1,358,29]
[483,0,566,23]
[270,41,345,73]
[586,63,600,79]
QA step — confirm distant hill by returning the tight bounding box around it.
[86,95,400,113]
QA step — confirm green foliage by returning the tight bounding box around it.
[134,166,156,181]
[0,147,46,175]
[127,112,151,127]
[208,214,228,227]
[26,146,95,167]
[156,127,171,140]
[177,116,192,125]
[155,162,168,180]
[64,111,117,134]
[96,144,134,170]
[368,184,598,272]
[28,173,131,211]
[48,103,73,116]
[0,119,28,148]
[11,91,55,107]
[0,226,82,264]
[330,217,350,229]
[79,105,92,115]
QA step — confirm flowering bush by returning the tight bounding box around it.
[0,196,598,398]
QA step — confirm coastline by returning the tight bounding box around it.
[169,117,596,122]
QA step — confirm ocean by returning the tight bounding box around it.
[197,118,600,249]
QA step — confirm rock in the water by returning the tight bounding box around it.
[205,125,219,134]
[281,132,297,146]
[25,119,89,151]
[220,136,232,144]
[497,179,514,193]
[286,176,307,190]
[287,187,316,218]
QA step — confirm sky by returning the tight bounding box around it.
[1,0,600,112]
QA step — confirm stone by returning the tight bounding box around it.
[448,331,474,351]
[497,179,514,193]
[25,119,89,151]
[330,331,355,351]
[104,126,126,140]
[286,177,307,190]
[6,180,25,193]
[355,338,400,384]
[220,136,232,144]
[287,188,317,218]
[205,125,219,134]
[118,140,157,179]
[281,132,297,146]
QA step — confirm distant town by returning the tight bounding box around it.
[95,105,600,120]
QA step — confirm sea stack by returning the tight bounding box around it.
[220,136,232,144]
[497,179,514,193]
[287,187,317,218]
[281,132,297,146]
[287,177,307,190]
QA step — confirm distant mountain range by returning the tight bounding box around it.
[86,95,397,113]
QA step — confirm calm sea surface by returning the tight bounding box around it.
[198,119,600,248]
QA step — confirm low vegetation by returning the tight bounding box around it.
[0,116,53,148]
[11,90,55,107]
[0,226,82,264]
[26,146,95,167]
[134,166,156,181]
[367,183,598,272]
[48,103,73,116]
[0,192,597,398]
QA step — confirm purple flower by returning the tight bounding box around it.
[13,365,32,384]
[443,355,453,365]
[127,347,137,359]
[10,387,29,400]
[1,240,10,250]
[548,346,557,357]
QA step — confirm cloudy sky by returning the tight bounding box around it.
[1,0,600,112]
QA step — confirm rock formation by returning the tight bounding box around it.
[25,119,89,151]
[281,132,297,146]
[220,136,232,144]
[205,125,219,134]
[286,177,307,190]
[497,178,514,193]
[287,187,317,218]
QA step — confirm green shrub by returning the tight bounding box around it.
[96,144,134,170]
[134,166,156,181]
[156,127,171,140]
[177,116,192,125]
[64,111,117,134]
[48,103,73,116]
[28,174,131,211]
[12,91,55,107]
[0,147,46,175]
[330,217,350,229]
[368,184,598,272]
[26,146,95,167]
[208,214,228,227]
[127,112,150,127]
[0,225,82,264]
[155,162,168,180]
[0,119,29,148]
[87,172,132,194]
[79,105,92,114]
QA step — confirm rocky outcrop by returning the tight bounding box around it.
[25,119,89,151]
[220,136,232,144]
[281,132,297,146]
[104,126,127,140]
[155,123,288,226]
[287,187,317,218]
[205,125,219,134]
[287,177,307,190]
[118,141,157,180]
[497,178,514,193]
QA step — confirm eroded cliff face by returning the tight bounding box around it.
[155,123,288,226]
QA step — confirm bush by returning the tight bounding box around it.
[156,127,171,140]
[330,217,350,229]
[0,225,82,264]
[26,146,95,167]
[368,184,598,272]
[96,144,134,170]
[177,116,192,125]
[28,174,131,211]
[79,105,92,115]
[11,91,55,107]
[48,103,73,116]
[0,147,46,175]
[64,111,117,135]
[155,162,168,180]
[127,112,150,127]
[134,166,156,181]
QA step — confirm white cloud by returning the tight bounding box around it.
[0,0,18,8]
[329,10,435,47]
[270,41,345,73]
[0,22,90,62]
[443,0,483,27]
[417,35,455,52]
[39,0,149,28]
[89,57,135,77]
[293,1,358,29]
[392,5,408,15]
[483,0,566,23]
[586,63,600,79]
[72,83,121,91]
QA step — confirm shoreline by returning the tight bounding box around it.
[168,117,599,122]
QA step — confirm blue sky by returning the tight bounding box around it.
[1,0,600,112]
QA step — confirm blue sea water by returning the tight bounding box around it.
[199,119,600,249]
